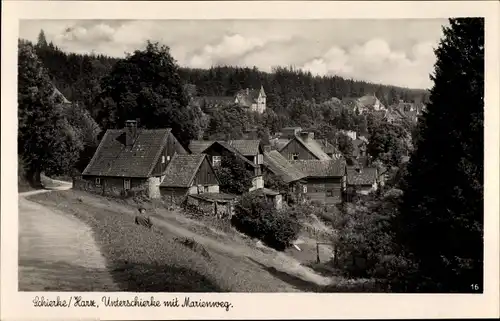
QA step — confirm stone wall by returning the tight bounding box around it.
[160,187,188,206]
[147,176,161,199]
[74,176,149,198]
[185,195,234,219]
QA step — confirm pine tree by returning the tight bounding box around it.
[18,40,83,185]
[395,18,484,292]
[37,29,48,48]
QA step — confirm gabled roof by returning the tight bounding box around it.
[217,141,258,169]
[189,140,215,154]
[263,150,306,183]
[193,140,258,169]
[280,135,332,160]
[82,129,171,178]
[342,97,362,105]
[346,167,377,186]
[290,159,346,178]
[235,88,262,107]
[197,96,235,104]
[316,139,342,155]
[51,87,71,104]
[228,139,260,156]
[399,109,418,121]
[270,138,290,150]
[160,154,213,188]
[357,95,384,108]
[385,108,403,121]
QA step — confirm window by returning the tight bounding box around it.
[292,153,299,160]
[161,155,166,164]
[327,189,334,197]
[124,179,131,190]
[303,185,307,194]
[213,156,221,166]
[167,155,171,161]
[95,178,101,185]
[204,186,209,193]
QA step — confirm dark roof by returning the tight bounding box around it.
[316,139,342,155]
[263,150,306,183]
[217,141,258,169]
[82,129,171,178]
[270,138,290,150]
[228,140,260,156]
[250,187,280,196]
[189,140,215,154]
[400,110,418,121]
[196,140,258,169]
[51,87,71,104]
[346,167,377,186]
[235,87,265,106]
[160,154,209,188]
[290,159,346,178]
[280,135,331,160]
[198,96,235,104]
[357,95,384,108]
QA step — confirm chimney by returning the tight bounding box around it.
[125,120,138,146]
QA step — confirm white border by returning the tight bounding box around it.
[2,1,499,320]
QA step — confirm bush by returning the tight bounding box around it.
[231,193,300,251]
[334,193,401,279]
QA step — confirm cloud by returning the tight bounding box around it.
[56,23,115,44]
[300,38,437,88]
[19,19,446,88]
[187,32,293,68]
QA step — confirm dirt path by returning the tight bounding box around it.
[18,189,119,291]
[76,194,333,287]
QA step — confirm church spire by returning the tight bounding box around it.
[259,85,266,98]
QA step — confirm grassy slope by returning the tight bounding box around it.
[27,190,314,292]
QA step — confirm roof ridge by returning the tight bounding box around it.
[146,129,172,177]
[186,153,207,187]
[82,129,111,175]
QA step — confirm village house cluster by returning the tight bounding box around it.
[73,86,419,216]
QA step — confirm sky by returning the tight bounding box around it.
[19,19,449,89]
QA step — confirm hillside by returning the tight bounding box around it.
[31,41,429,119]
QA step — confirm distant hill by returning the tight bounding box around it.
[30,41,429,118]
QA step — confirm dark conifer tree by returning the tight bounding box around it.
[36,29,48,48]
[396,18,484,292]
[18,40,83,185]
